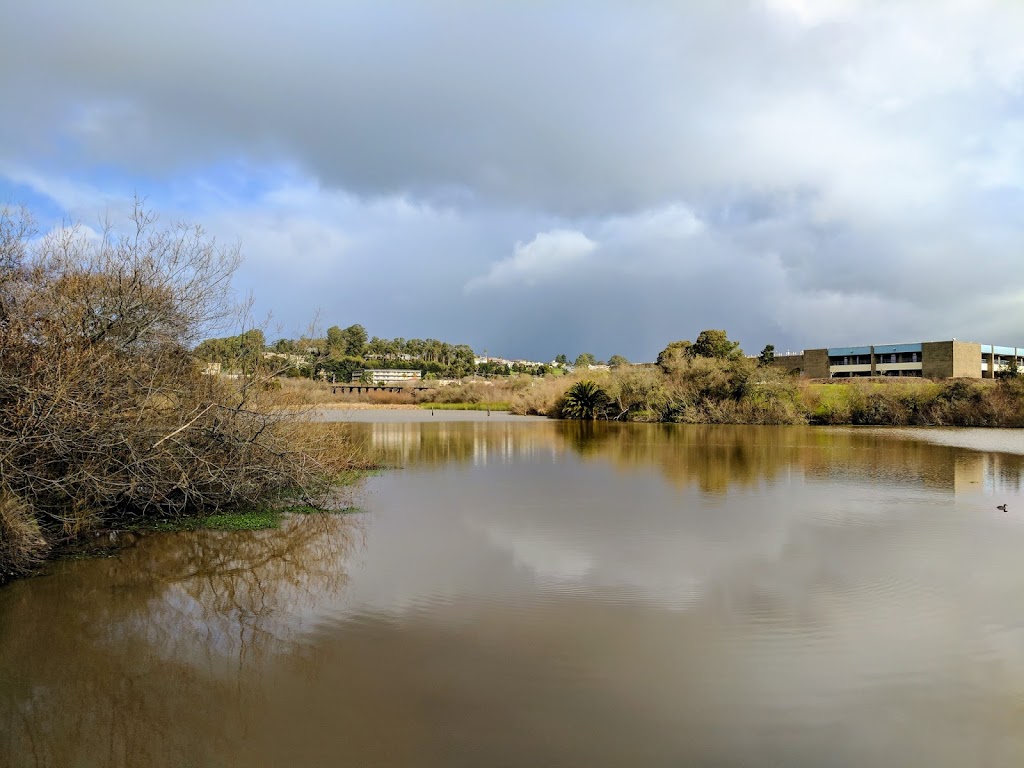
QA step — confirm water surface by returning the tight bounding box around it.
[3,422,1024,767]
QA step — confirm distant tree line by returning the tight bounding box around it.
[546,352,629,369]
[193,324,781,387]
[193,329,267,372]
[195,323,518,381]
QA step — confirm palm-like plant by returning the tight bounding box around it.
[561,380,610,420]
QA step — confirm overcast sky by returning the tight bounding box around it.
[2,0,1023,361]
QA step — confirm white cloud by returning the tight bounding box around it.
[466,204,705,294]
[762,0,860,27]
[0,166,123,219]
[465,229,597,292]
[600,204,704,243]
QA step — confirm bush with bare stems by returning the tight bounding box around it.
[0,202,360,582]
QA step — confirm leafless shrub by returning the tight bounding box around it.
[0,201,357,582]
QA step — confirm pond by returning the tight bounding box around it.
[3,419,1024,767]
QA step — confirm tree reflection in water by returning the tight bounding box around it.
[0,512,358,768]
[363,420,1024,497]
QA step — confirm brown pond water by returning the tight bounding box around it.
[3,421,1024,767]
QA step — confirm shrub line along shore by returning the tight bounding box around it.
[273,364,1024,429]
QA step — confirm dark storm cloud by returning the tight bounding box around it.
[2,1,1024,356]
[5,2,739,213]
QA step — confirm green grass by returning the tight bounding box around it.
[131,502,371,531]
[419,401,512,411]
[279,504,364,515]
[200,510,281,530]
[129,503,368,532]
[333,467,381,486]
[126,508,282,532]
[812,384,855,408]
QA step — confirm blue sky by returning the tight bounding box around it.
[3,0,1024,361]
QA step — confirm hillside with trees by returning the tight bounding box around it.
[195,324,562,382]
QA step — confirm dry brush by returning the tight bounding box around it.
[0,203,362,581]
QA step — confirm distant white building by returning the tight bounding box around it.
[474,356,514,367]
[474,356,548,369]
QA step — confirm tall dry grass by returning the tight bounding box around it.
[804,377,1024,427]
[267,376,543,410]
[500,358,1024,428]
[267,378,420,407]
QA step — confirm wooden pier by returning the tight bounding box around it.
[330,385,430,394]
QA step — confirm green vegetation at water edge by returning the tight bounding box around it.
[200,510,282,530]
[115,500,368,535]
[333,467,381,486]
[507,330,1024,428]
[417,399,509,411]
[128,509,283,532]
[282,504,364,515]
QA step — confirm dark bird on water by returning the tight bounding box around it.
[997,504,1008,512]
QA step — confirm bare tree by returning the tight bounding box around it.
[0,200,357,580]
